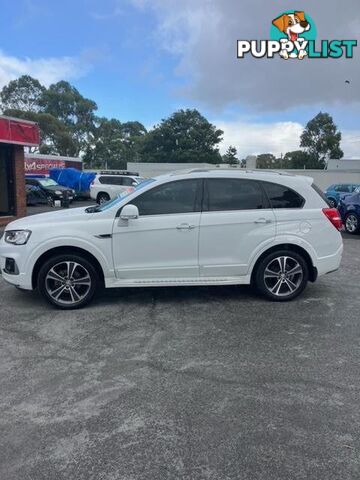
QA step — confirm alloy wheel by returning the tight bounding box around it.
[45,261,92,306]
[346,214,358,233]
[263,256,303,298]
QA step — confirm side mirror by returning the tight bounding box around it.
[120,204,139,220]
[132,181,137,187]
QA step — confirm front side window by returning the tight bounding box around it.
[205,178,267,211]
[131,179,200,216]
[262,182,305,209]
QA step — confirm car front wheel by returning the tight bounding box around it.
[345,213,360,234]
[38,254,99,309]
[254,250,309,302]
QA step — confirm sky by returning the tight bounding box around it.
[0,0,359,158]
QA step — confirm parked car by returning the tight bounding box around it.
[26,184,48,206]
[324,183,360,207]
[1,170,343,309]
[90,170,145,204]
[25,177,76,205]
[338,191,360,234]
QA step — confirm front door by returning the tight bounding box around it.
[112,179,202,280]
[199,178,276,277]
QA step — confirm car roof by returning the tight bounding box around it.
[155,168,314,186]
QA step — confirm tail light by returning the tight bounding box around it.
[322,208,342,231]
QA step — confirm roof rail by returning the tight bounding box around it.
[100,170,139,176]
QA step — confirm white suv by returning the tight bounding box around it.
[0,170,343,309]
[90,171,145,204]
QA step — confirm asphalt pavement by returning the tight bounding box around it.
[0,234,359,480]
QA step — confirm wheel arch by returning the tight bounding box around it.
[32,246,105,289]
[250,243,317,284]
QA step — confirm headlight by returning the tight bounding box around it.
[5,230,32,245]
[55,190,63,195]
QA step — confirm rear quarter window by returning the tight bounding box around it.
[312,183,331,206]
[261,181,305,209]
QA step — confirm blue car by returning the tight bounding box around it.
[338,191,360,234]
[325,183,360,208]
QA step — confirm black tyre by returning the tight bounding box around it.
[344,212,360,234]
[97,192,110,205]
[254,250,309,302]
[327,197,337,208]
[38,254,99,309]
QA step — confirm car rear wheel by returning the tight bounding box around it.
[327,197,337,208]
[97,192,110,205]
[254,250,309,302]
[38,254,99,309]
[345,213,360,234]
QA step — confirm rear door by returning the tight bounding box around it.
[199,178,276,277]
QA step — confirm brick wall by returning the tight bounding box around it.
[0,145,26,227]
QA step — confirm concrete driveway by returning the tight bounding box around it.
[0,235,359,480]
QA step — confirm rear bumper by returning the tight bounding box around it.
[315,243,344,277]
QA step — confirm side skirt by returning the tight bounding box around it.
[105,276,251,288]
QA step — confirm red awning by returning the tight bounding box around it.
[0,116,40,147]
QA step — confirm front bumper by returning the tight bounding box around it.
[0,243,34,290]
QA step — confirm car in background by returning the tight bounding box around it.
[90,170,145,204]
[338,192,360,234]
[325,184,360,208]
[25,177,76,205]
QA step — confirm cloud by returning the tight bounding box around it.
[215,118,360,159]
[215,119,303,157]
[131,0,360,111]
[0,50,92,89]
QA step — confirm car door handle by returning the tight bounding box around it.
[176,223,196,230]
[254,218,272,224]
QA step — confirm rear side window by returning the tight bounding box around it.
[261,182,305,209]
[131,179,201,216]
[99,176,122,185]
[205,179,267,211]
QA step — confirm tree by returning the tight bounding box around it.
[83,118,147,169]
[256,153,277,169]
[40,81,98,156]
[283,150,319,169]
[139,109,223,164]
[222,146,239,165]
[300,112,343,168]
[0,75,45,112]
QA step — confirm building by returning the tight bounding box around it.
[327,159,360,171]
[0,116,40,227]
[25,153,82,175]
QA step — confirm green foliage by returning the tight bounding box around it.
[283,150,320,169]
[139,109,223,164]
[256,153,277,169]
[40,81,98,156]
[0,75,45,112]
[222,146,239,165]
[83,118,147,169]
[300,112,344,167]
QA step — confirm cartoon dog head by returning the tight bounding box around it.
[272,12,310,42]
